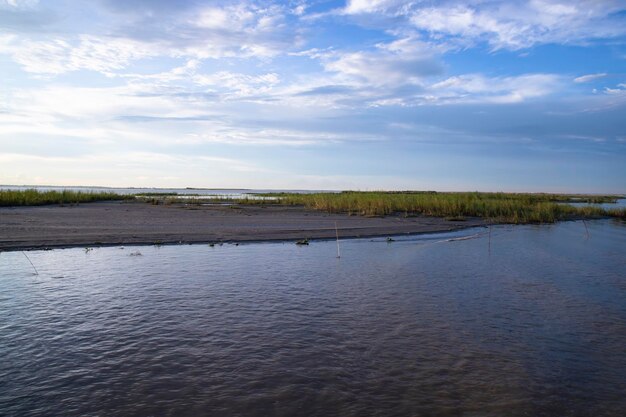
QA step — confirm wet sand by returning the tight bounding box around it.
[0,201,486,251]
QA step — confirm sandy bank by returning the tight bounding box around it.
[0,201,486,251]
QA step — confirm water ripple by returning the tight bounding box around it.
[0,221,625,416]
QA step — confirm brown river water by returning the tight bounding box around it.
[1,220,625,416]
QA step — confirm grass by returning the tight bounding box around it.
[0,189,130,206]
[252,191,623,224]
[607,207,626,220]
[4,188,621,224]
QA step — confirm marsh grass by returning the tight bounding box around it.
[607,207,626,220]
[0,189,130,206]
[255,191,621,224]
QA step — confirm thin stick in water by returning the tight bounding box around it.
[22,251,39,275]
[335,221,341,258]
[583,219,590,239]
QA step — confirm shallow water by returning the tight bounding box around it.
[1,220,625,416]
[565,198,626,210]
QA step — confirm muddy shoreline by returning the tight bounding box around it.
[0,201,487,252]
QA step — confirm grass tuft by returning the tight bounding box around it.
[0,189,130,206]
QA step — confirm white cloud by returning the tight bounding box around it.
[7,85,193,120]
[107,60,282,102]
[322,38,443,86]
[192,71,280,98]
[290,71,561,107]
[410,5,525,49]
[344,0,404,14]
[324,51,440,85]
[291,33,560,107]
[574,73,608,83]
[428,73,561,104]
[604,84,626,95]
[0,2,298,75]
[194,3,277,30]
[184,126,381,146]
[0,35,156,75]
[344,0,626,50]
[194,7,234,30]
[107,60,203,86]
[0,0,38,9]
[0,80,362,153]
[291,1,307,16]
[179,3,293,59]
[193,3,285,32]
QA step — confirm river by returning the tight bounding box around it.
[1,220,625,416]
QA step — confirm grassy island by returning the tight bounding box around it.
[250,191,626,224]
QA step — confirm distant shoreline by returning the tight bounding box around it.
[0,201,486,252]
[2,185,624,195]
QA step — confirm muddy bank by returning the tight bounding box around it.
[0,201,486,251]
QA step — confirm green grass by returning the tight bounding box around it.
[0,189,130,206]
[254,191,622,224]
[607,207,626,220]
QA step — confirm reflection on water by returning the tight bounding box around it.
[1,220,625,416]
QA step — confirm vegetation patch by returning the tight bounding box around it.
[256,191,623,224]
[0,189,130,207]
[607,208,626,220]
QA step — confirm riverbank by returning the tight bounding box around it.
[0,201,487,251]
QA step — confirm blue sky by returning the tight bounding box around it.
[1,0,625,192]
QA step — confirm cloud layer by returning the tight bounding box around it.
[0,0,625,191]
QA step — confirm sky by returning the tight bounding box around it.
[1,0,625,192]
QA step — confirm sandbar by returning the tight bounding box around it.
[0,201,486,251]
